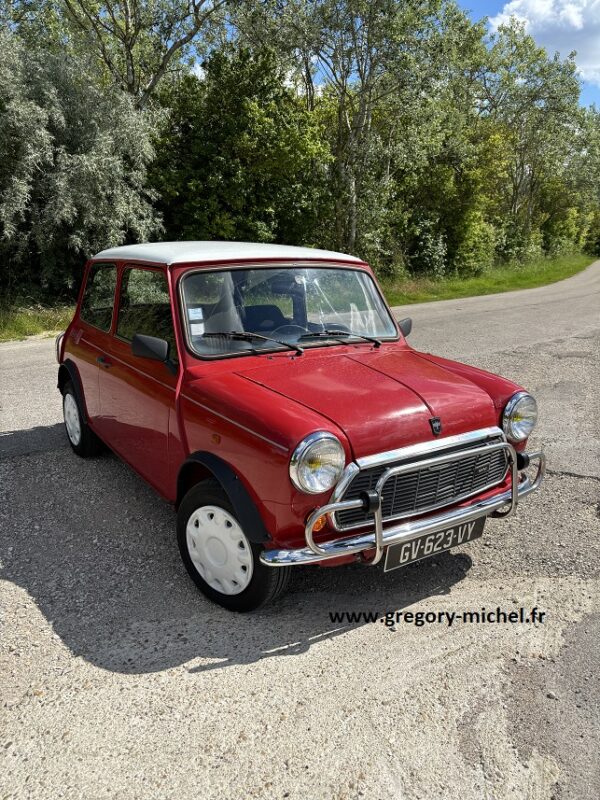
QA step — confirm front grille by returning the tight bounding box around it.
[335,440,509,530]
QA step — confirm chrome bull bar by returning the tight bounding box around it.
[260,444,545,567]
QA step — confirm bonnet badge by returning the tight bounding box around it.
[429,417,442,436]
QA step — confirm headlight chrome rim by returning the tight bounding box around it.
[290,432,345,494]
[502,391,537,443]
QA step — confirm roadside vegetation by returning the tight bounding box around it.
[2,1,600,335]
[0,302,74,343]
[383,253,594,305]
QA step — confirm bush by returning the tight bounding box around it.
[409,218,448,277]
[543,207,586,256]
[584,211,600,256]
[497,223,544,265]
[452,211,497,276]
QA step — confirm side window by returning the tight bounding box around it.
[80,263,117,331]
[117,268,178,361]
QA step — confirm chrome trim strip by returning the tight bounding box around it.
[180,394,289,453]
[329,427,506,532]
[260,450,545,566]
[55,332,65,364]
[356,426,504,469]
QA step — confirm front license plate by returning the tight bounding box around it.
[384,516,486,572]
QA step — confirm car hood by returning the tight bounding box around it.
[236,348,499,459]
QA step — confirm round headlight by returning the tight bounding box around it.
[290,433,345,494]
[502,392,537,442]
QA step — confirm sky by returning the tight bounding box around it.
[457,0,600,106]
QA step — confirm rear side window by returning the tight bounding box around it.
[117,268,177,360]
[80,263,117,331]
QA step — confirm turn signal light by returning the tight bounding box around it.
[310,514,327,532]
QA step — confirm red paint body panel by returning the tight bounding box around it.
[60,253,528,553]
[98,336,177,497]
[70,326,108,421]
[414,351,525,412]
[236,346,500,459]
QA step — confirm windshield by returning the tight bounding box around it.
[180,266,397,357]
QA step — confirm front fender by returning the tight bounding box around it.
[177,452,270,543]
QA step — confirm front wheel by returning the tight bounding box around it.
[177,480,291,612]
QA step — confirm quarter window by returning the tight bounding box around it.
[117,268,177,360]
[80,263,117,331]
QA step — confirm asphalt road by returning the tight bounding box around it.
[1,263,599,799]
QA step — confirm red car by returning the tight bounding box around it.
[56,242,545,611]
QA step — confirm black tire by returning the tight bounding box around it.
[177,480,291,612]
[61,380,102,457]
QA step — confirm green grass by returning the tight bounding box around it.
[382,253,594,306]
[0,302,75,342]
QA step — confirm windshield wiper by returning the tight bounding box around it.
[202,331,304,355]
[299,329,381,348]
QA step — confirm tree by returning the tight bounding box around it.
[233,0,488,268]
[0,29,159,296]
[150,47,329,244]
[476,20,582,260]
[60,0,229,108]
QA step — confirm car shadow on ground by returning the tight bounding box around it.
[1,425,473,675]
[0,423,66,458]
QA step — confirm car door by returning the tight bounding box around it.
[96,265,179,494]
[69,262,118,422]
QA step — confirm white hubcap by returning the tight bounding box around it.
[63,393,82,446]
[186,505,253,595]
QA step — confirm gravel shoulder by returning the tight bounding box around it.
[1,261,599,799]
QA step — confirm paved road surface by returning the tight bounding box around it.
[1,262,599,799]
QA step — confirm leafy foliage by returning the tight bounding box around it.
[60,0,228,108]
[1,1,599,300]
[0,29,159,296]
[150,48,329,244]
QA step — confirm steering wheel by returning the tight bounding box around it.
[271,324,310,336]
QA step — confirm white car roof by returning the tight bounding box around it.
[92,241,364,266]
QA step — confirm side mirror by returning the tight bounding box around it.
[399,317,412,338]
[131,334,177,374]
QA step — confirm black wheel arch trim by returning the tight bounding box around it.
[58,359,88,422]
[178,452,271,544]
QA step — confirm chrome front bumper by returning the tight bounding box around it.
[260,443,545,567]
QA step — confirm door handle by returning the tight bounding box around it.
[97,355,112,368]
